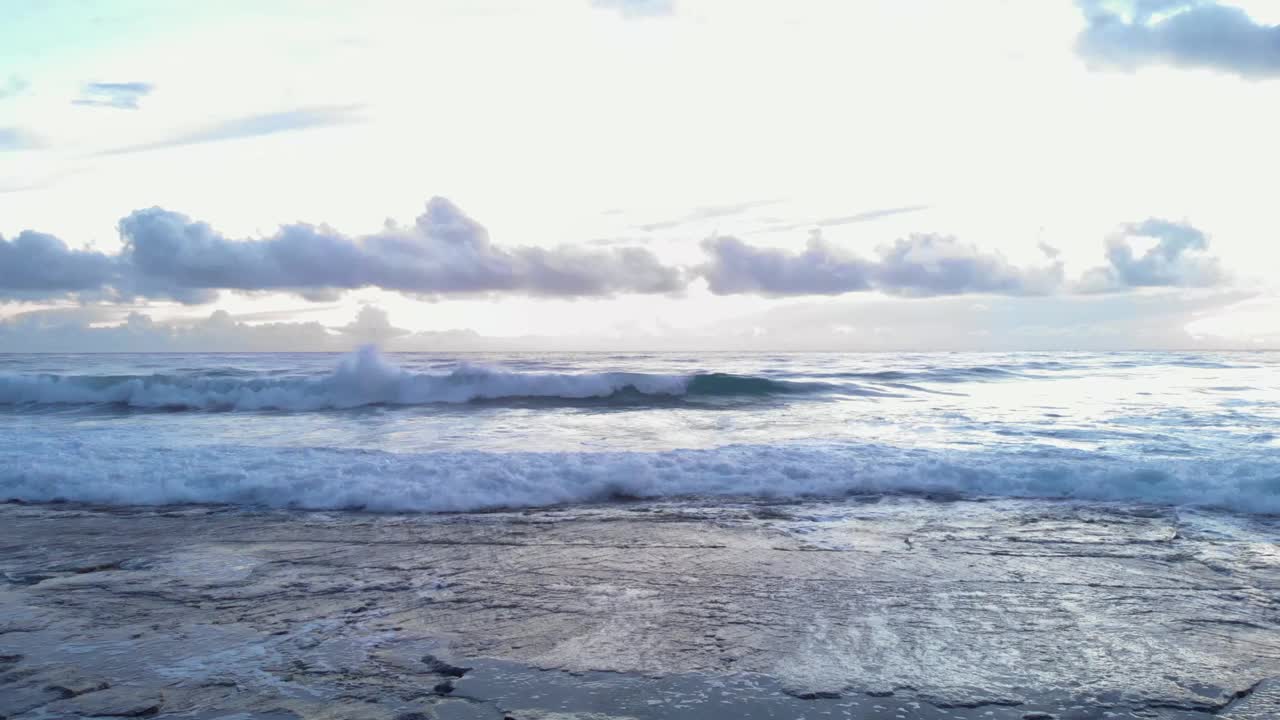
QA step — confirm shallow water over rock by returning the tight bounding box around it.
[1,496,1278,718]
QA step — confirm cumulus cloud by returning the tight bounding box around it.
[99,105,365,155]
[0,231,118,300]
[2,200,1228,306]
[2,197,684,304]
[591,0,675,18]
[72,81,155,109]
[1076,0,1280,78]
[874,235,1064,297]
[700,232,1062,297]
[117,196,685,301]
[700,233,875,295]
[1078,218,1224,291]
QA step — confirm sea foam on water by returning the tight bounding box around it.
[1,347,1278,514]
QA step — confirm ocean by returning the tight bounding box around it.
[2,348,1278,514]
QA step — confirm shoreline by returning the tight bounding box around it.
[3,496,1278,718]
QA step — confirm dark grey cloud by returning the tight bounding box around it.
[1076,0,1280,78]
[700,232,1061,297]
[0,127,43,152]
[0,231,118,300]
[591,0,675,17]
[99,105,364,155]
[1079,218,1223,291]
[116,196,685,301]
[72,81,154,109]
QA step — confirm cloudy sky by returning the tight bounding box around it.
[2,0,1278,351]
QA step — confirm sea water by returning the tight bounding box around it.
[1,348,1278,513]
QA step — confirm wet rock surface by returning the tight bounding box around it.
[1,496,1278,718]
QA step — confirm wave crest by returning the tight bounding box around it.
[0,346,829,411]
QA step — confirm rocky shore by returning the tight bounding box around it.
[2,496,1278,719]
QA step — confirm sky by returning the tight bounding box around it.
[2,0,1279,351]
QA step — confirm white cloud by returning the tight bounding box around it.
[591,0,676,18]
[0,1,1277,347]
[72,81,154,110]
[1078,218,1224,292]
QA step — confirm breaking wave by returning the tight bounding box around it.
[0,346,834,411]
[5,349,1261,413]
[3,348,1277,515]
[3,440,1278,515]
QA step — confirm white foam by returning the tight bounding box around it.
[0,346,693,410]
[3,437,1277,515]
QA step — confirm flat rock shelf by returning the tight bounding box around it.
[1,496,1278,719]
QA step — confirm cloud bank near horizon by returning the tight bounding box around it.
[0,289,1263,352]
[699,220,1221,298]
[1,196,1226,305]
[1,197,685,303]
[117,196,685,302]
